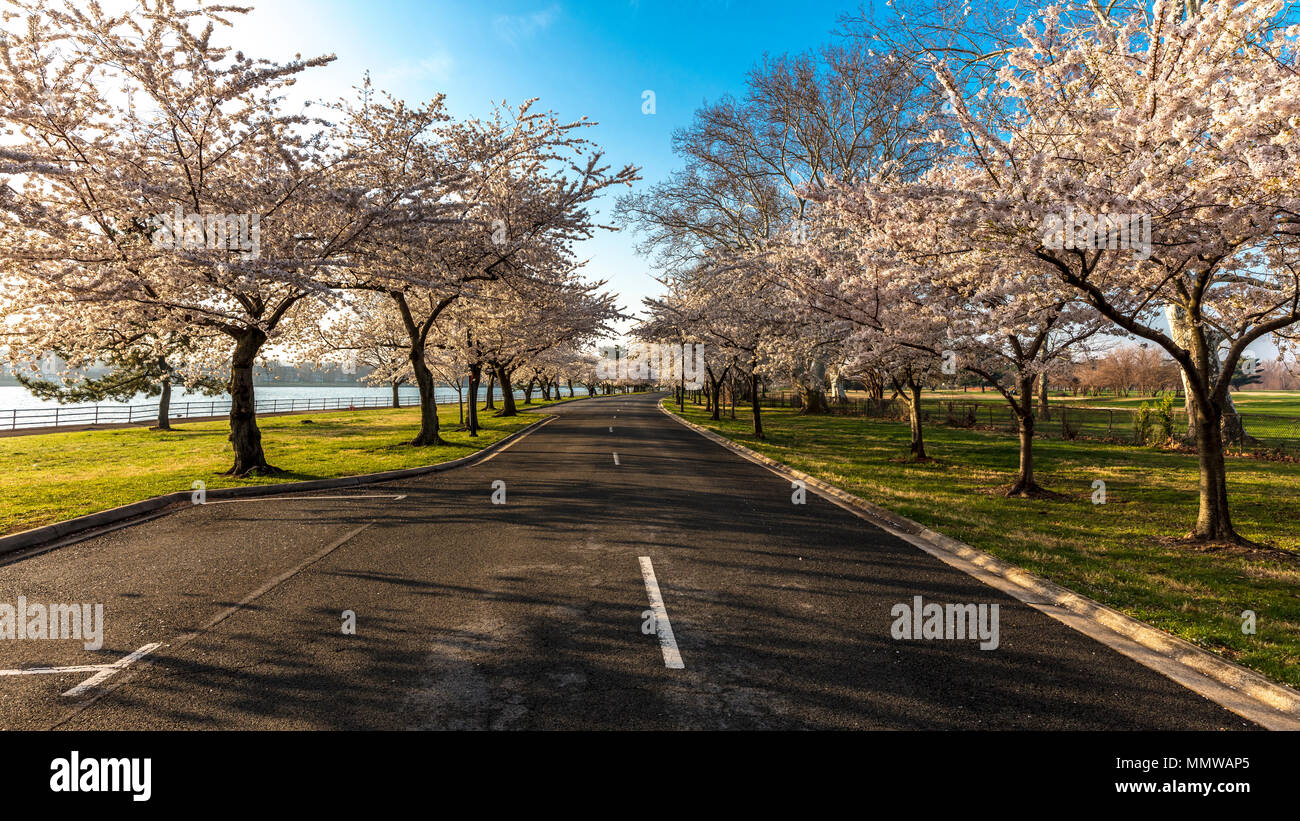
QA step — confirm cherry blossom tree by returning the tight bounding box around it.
[333,95,636,445]
[882,0,1300,539]
[0,0,413,475]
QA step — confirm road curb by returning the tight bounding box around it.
[658,398,1300,731]
[0,413,559,559]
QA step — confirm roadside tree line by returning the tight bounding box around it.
[0,0,637,474]
[622,0,1300,546]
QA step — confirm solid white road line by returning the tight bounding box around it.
[0,642,163,682]
[638,557,684,669]
[613,452,620,465]
[62,643,163,697]
[1,663,116,676]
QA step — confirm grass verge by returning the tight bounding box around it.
[0,398,574,538]
[668,401,1300,687]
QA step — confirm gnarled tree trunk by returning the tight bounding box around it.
[1192,401,1236,541]
[155,375,172,431]
[223,329,276,476]
[1006,374,1042,497]
[408,340,445,446]
[493,365,518,416]
[893,375,926,460]
[466,363,481,437]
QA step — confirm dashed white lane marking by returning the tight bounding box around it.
[62,643,163,697]
[613,452,620,465]
[638,557,684,669]
[609,426,613,433]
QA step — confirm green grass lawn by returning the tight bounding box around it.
[917,389,1300,415]
[670,401,1300,687]
[837,389,1300,448]
[0,397,577,538]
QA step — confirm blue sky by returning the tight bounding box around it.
[233,0,873,333]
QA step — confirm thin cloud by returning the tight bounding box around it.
[493,4,560,46]
[373,51,456,85]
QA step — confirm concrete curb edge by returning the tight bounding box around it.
[0,412,559,558]
[658,398,1300,731]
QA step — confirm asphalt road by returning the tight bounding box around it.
[0,392,1257,729]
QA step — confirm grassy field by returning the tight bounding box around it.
[669,401,1300,687]
[837,389,1300,449]
[0,396,582,538]
[913,389,1300,415]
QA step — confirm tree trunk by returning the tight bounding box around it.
[391,381,401,409]
[485,372,496,410]
[522,377,535,405]
[1191,400,1241,542]
[904,380,926,459]
[408,342,445,446]
[710,376,722,421]
[1006,375,1042,496]
[494,366,519,416]
[750,372,764,439]
[223,329,276,476]
[1166,304,1256,445]
[1219,394,1257,447]
[799,385,831,414]
[1037,372,1050,421]
[466,364,481,437]
[155,376,172,430]
[567,379,574,398]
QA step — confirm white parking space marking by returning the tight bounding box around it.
[0,642,165,698]
[62,643,164,697]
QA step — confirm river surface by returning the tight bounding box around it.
[0,383,581,411]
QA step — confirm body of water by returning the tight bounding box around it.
[0,383,430,411]
[0,382,587,412]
